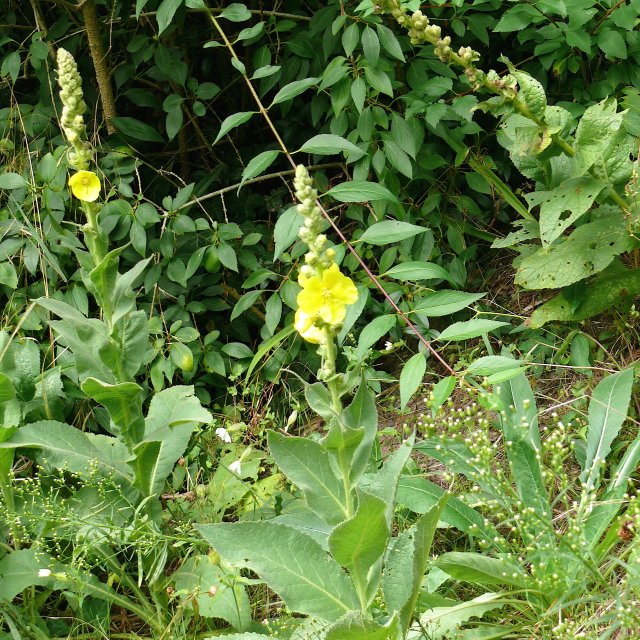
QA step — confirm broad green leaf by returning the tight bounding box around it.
[325,611,401,640]
[325,181,399,204]
[416,593,508,639]
[213,111,255,144]
[383,495,447,632]
[396,476,505,547]
[299,134,365,160]
[399,353,426,410]
[274,509,333,550]
[197,521,359,620]
[81,378,144,448]
[515,215,633,289]
[413,290,484,315]
[530,267,640,327]
[156,0,182,35]
[466,356,524,376]
[0,549,58,601]
[597,28,627,59]
[0,421,132,484]
[112,116,164,142]
[356,314,396,357]
[512,70,546,120]
[0,172,27,190]
[0,263,17,289]
[241,150,280,185]
[273,205,303,260]
[219,2,251,21]
[341,379,378,485]
[230,290,263,321]
[270,77,319,106]
[385,261,450,281]
[0,373,16,404]
[581,368,634,490]
[134,386,211,496]
[438,319,508,341]
[376,23,404,61]
[360,223,426,246]
[526,177,606,246]
[364,65,393,97]
[267,431,348,524]
[329,492,388,594]
[435,552,526,588]
[430,376,456,414]
[493,4,541,31]
[173,555,251,629]
[384,140,412,179]
[361,26,380,66]
[574,99,624,174]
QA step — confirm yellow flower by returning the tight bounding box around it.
[68,170,101,202]
[294,309,326,344]
[297,263,358,326]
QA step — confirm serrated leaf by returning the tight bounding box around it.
[361,26,380,66]
[326,181,399,204]
[197,521,359,620]
[400,352,426,410]
[437,319,509,341]
[219,2,251,21]
[299,134,365,160]
[270,77,318,106]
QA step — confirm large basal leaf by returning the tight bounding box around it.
[0,549,59,601]
[197,521,359,620]
[581,368,634,490]
[172,555,251,630]
[412,593,508,639]
[383,495,446,632]
[0,421,132,485]
[530,267,640,328]
[434,552,526,588]
[396,476,505,548]
[267,431,348,525]
[515,214,633,290]
[324,611,402,640]
[100,310,149,380]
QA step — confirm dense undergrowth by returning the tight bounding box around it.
[1,0,640,638]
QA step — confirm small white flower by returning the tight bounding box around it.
[228,460,242,475]
[38,569,52,578]
[215,427,232,443]
[384,341,394,351]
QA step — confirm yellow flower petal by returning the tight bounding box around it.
[296,263,357,326]
[294,309,325,344]
[68,170,101,202]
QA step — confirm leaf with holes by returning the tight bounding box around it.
[525,176,606,246]
[515,215,633,290]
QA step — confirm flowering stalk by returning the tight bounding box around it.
[56,48,107,269]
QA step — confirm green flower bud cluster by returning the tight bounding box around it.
[294,165,335,274]
[56,48,93,170]
[375,2,527,110]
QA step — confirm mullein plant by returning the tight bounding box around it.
[197,166,448,640]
